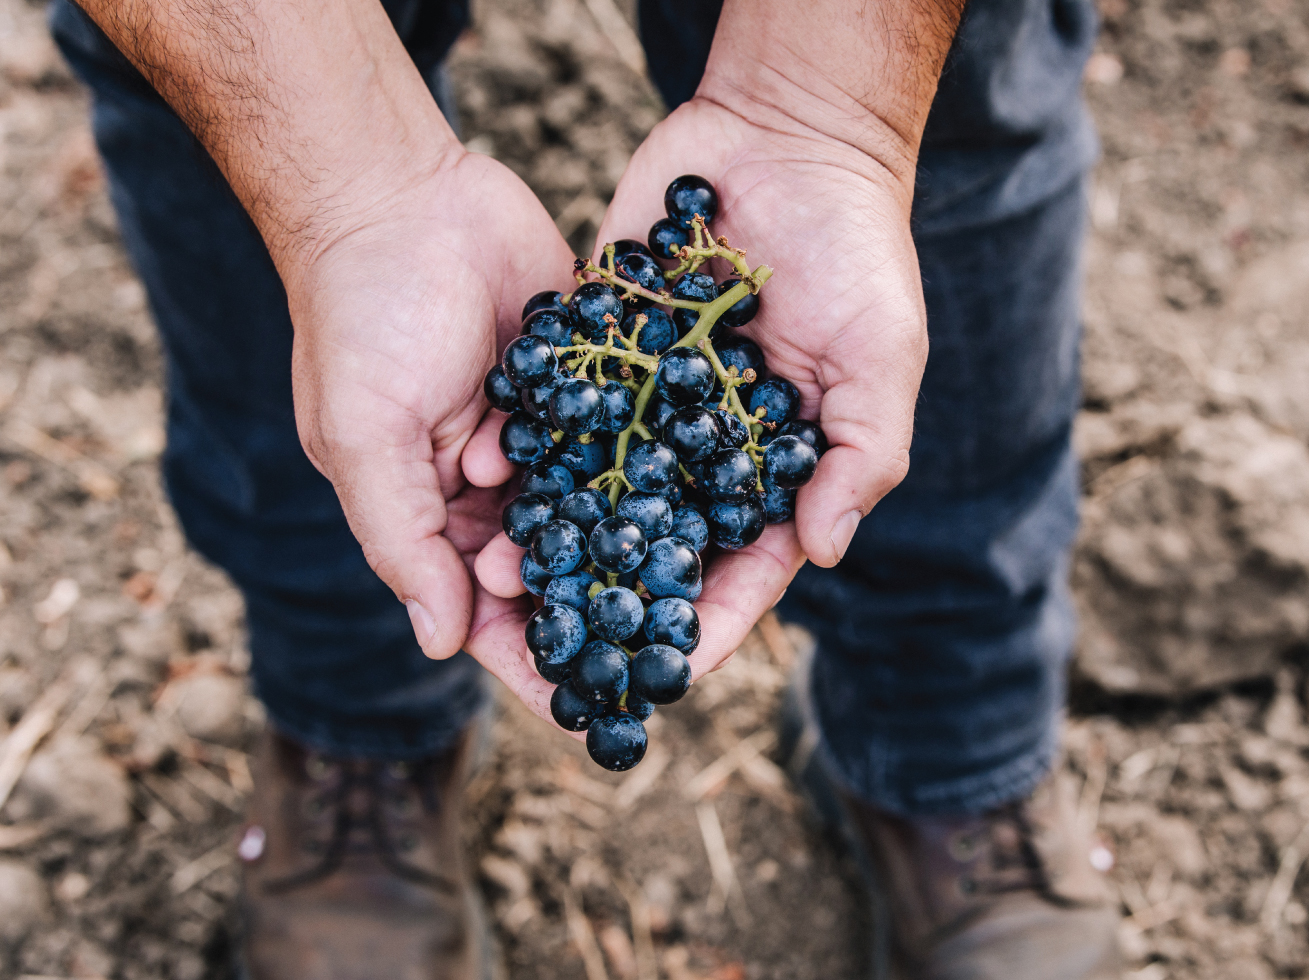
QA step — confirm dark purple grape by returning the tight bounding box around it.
[501,335,558,389]
[706,497,766,550]
[714,409,750,450]
[612,239,654,261]
[643,597,700,653]
[662,406,721,462]
[500,411,554,465]
[763,435,818,489]
[520,366,566,420]
[669,506,709,552]
[484,365,520,412]
[749,378,801,427]
[624,694,655,722]
[664,174,718,228]
[522,290,567,321]
[648,217,691,260]
[716,337,764,401]
[587,712,647,771]
[702,448,758,503]
[552,435,609,481]
[614,251,664,310]
[616,491,673,539]
[661,481,683,507]
[778,419,828,455]
[625,309,676,355]
[588,516,648,574]
[623,441,680,493]
[762,480,796,524]
[549,378,605,435]
[558,489,611,537]
[569,282,625,342]
[572,640,629,704]
[716,278,759,328]
[646,393,678,433]
[629,644,691,705]
[597,381,635,433]
[520,462,574,500]
[530,519,588,576]
[671,272,717,336]
[520,552,553,596]
[545,570,601,612]
[526,604,588,664]
[587,586,645,643]
[656,347,715,406]
[524,307,577,348]
[551,681,601,732]
[502,492,557,546]
[535,655,573,685]
[638,536,701,599]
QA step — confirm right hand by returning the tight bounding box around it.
[286,151,576,727]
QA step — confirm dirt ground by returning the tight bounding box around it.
[0,0,1308,978]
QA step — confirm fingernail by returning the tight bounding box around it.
[831,510,860,562]
[406,600,437,654]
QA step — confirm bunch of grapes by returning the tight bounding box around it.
[484,176,826,771]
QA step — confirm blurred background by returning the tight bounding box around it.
[0,0,1307,977]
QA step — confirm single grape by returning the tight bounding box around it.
[761,479,797,524]
[646,393,678,433]
[522,289,567,321]
[571,640,629,704]
[629,644,692,705]
[526,603,588,664]
[614,251,663,309]
[588,516,648,573]
[611,239,655,261]
[558,488,611,537]
[586,712,647,772]
[524,307,577,349]
[569,282,625,342]
[553,435,609,481]
[714,409,750,450]
[545,570,601,612]
[669,505,710,552]
[499,411,554,465]
[520,552,553,596]
[501,335,558,389]
[661,481,683,507]
[623,440,680,493]
[551,681,602,732]
[662,406,721,462]
[520,462,574,500]
[643,597,700,653]
[716,337,764,402]
[638,536,701,599]
[520,366,566,420]
[763,434,819,489]
[597,381,635,433]
[716,278,760,328]
[682,579,703,601]
[549,378,605,435]
[671,272,717,336]
[706,496,766,550]
[624,694,655,722]
[616,491,674,539]
[588,586,645,643]
[530,520,588,576]
[778,418,828,455]
[648,217,691,260]
[656,347,716,406]
[701,448,757,503]
[483,365,520,412]
[664,174,718,228]
[749,377,801,427]
[535,654,573,685]
[502,492,557,546]
[624,309,676,355]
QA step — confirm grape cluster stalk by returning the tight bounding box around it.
[485,176,825,771]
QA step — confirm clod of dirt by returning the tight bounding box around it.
[0,859,50,948]
[168,673,247,745]
[1076,412,1309,694]
[9,736,132,837]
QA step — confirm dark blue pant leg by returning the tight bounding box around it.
[49,0,485,759]
[640,0,1099,815]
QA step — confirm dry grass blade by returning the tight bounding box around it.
[0,659,96,810]
[756,611,795,670]
[578,0,646,77]
[179,758,242,809]
[564,887,611,980]
[1261,817,1309,931]
[555,193,606,240]
[613,742,668,811]
[139,772,208,823]
[0,822,48,850]
[171,843,232,894]
[1078,736,1108,837]
[695,800,737,918]
[683,729,776,801]
[616,876,658,980]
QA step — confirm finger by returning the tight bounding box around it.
[463,409,517,489]
[474,532,529,599]
[683,524,806,683]
[467,588,586,742]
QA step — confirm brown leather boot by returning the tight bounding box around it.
[236,725,498,980]
[841,772,1122,980]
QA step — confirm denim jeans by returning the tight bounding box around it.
[51,0,1097,815]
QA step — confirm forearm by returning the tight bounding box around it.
[74,0,459,274]
[703,0,965,190]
